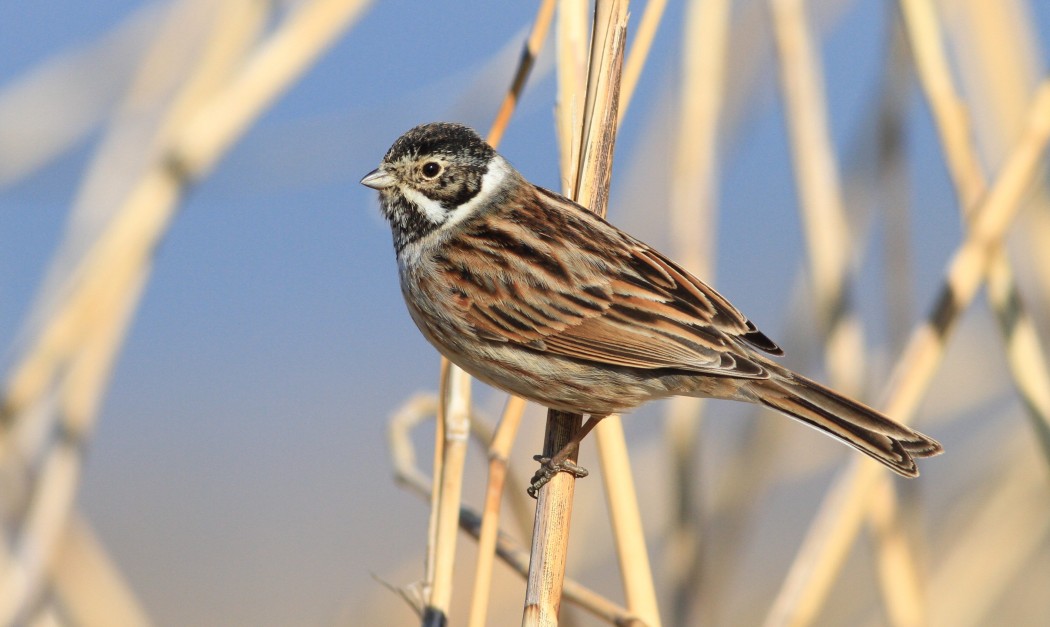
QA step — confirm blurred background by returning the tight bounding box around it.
[1,0,1049,625]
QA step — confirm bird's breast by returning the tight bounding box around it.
[398,259,473,352]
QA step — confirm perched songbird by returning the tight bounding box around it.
[362,122,941,491]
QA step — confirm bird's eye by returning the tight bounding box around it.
[421,162,442,178]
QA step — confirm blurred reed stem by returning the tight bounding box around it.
[865,474,926,627]
[769,0,864,394]
[770,0,926,623]
[50,514,153,627]
[673,3,878,622]
[617,0,668,121]
[901,0,1050,464]
[660,0,732,622]
[487,0,557,148]
[0,2,269,622]
[388,394,641,624]
[0,0,374,621]
[595,416,661,626]
[468,396,526,627]
[765,81,1050,626]
[925,450,1049,626]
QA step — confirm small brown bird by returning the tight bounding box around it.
[362,122,941,492]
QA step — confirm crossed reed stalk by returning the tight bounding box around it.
[2,0,1050,625]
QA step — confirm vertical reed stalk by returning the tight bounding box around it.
[468,396,527,627]
[524,2,628,624]
[662,0,732,622]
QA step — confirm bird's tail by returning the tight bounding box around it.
[746,369,943,477]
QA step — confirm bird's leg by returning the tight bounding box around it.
[528,414,607,498]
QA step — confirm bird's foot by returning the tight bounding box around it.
[527,455,589,498]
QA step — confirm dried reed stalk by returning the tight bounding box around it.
[526,0,591,609]
[423,365,449,621]
[617,0,668,121]
[594,417,660,626]
[0,2,268,622]
[592,0,676,622]
[523,411,587,626]
[865,475,925,627]
[925,456,1049,626]
[488,0,557,148]
[468,395,527,627]
[460,498,645,627]
[0,0,374,621]
[661,0,732,622]
[573,1,628,207]
[388,395,643,625]
[463,7,563,620]
[946,0,1040,162]
[769,0,864,393]
[50,515,153,627]
[947,0,1050,326]
[423,362,472,626]
[764,81,1050,626]
[171,0,376,174]
[480,0,667,619]
[524,1,629,624]
[554,0,590,191]
[900,0,1050,462]
[770,0,926,623]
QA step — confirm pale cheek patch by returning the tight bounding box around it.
[400,186,448,224]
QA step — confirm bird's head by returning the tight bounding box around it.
[362,122,509,252]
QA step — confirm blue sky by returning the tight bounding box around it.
[2,0,1049,624]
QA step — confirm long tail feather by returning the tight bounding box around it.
[748,370,943,477]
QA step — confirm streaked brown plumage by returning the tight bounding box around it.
[363,122,942,479]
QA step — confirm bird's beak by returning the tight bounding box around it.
[360,168,395,190]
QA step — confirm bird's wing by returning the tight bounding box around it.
[447,186,780,378]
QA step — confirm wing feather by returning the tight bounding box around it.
[443,185,780,379]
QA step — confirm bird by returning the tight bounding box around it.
[361,122,942,494]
